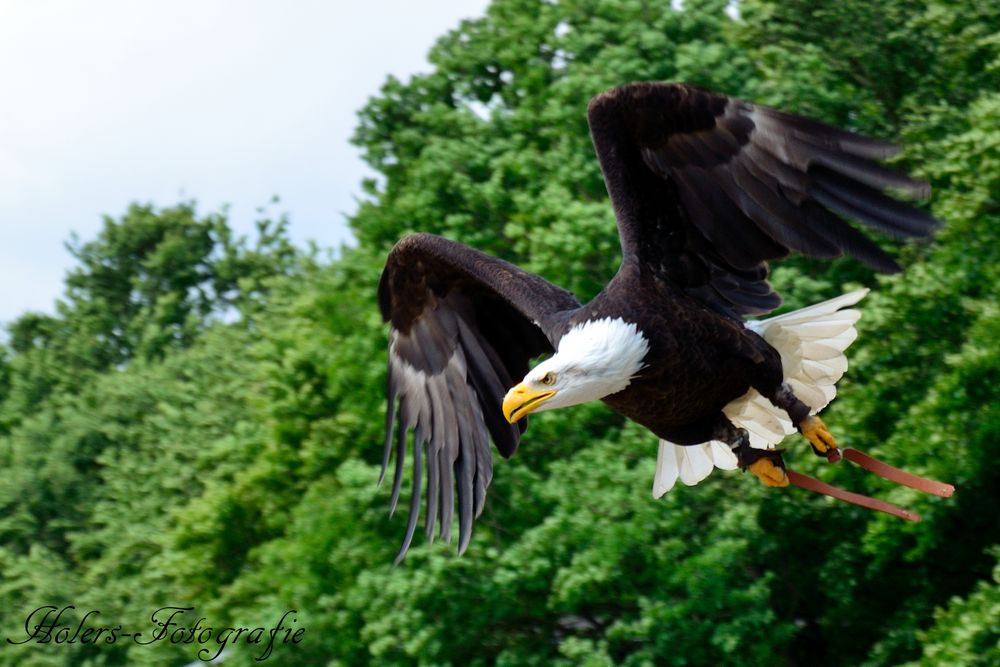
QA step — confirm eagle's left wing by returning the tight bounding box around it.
[378,233,580,562]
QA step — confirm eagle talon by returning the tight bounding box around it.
[733,441,789,488]
[748,455,790,487]
[800,416,837,456]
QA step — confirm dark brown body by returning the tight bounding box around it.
[567,263,784,445]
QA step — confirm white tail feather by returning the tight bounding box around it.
[654,439,738,498]
[652,289,869,497]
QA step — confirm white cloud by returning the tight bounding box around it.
[0,0,491,323]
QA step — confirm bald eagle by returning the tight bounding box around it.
[378,82,953,562]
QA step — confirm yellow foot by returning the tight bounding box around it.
[800,416,837,455]
[748,457,789,487]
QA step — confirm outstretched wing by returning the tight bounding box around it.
[587,82,939,318]
[378,233,580,562]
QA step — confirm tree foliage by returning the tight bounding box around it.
[1,1,998,665]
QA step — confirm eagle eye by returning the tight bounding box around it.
[540,372,557,386]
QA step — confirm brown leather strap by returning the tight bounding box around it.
[842,448,955,497]
[786,470,922,522]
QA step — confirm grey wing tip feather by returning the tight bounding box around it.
[388,413,407,517]
[457,530,472,556]
[393,427,424,565]
[379,365,397,487]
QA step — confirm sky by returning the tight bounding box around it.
[0,0,491,324]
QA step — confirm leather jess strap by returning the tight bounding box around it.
[787,470,922,521]
[841,448,955,497]
[786,447,955,522]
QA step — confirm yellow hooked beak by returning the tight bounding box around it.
[502,383,556,423]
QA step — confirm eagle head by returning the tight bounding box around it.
[502,317,649,423]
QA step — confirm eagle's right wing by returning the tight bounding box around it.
[587,82,939,318]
